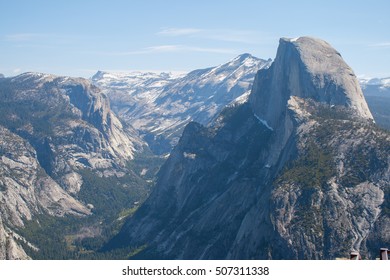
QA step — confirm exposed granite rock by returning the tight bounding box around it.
[0,73,145,189]
[0,72,147,259]
[0,126,90,226]
[108,37,389,259]
[0,125,91,259]
[250,37,373,129]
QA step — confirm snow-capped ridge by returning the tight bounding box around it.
[359,77,390,89]
[93,54,271,154]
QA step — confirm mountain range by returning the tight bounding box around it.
[1,54,272,259]
[92,57,389,151]
[92,54,272,154]
[106,37,389,259]
[0,36,389,259]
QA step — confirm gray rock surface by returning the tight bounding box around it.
[109,37,389,260]
[0,126,91,259]
[0,126,90,224]
[250,37,373,129]
[0,73,147,259]
[0,73,145,186]
[0,216,32,260]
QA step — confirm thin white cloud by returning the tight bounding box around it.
[369,42,390,47]
[158,27,264,44]
[158,28,202,36]
[184,46,236,54]
[13,68,22,74]
[147,45,236,54]
[96,45,236,56]
[93,45,181,56]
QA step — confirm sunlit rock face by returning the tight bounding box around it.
[107,37,388,260]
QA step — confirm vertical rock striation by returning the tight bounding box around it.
[107,37,389,259]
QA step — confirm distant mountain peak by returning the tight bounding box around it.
[91,70,105,80]
[227,53,271,67]
[233,53,255,61]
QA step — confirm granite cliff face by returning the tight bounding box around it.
[251,37,373,126]
[0,125,88,259]
[0,73,147,259]
[249,37,374,168]
[108,37,389,259]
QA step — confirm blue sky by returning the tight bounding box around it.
[1,0,389,78]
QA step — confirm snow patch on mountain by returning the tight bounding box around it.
[254,113,274,131]
[92,54,272,154]
[359,77,390,91]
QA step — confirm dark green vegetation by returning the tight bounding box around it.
[275,141,336,190]
[30,140,166,259]
[126,148,167,182]
[19,214,141,259]
[77,168,150,218]
[18,155,159,259]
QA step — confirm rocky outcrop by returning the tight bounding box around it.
[0,126,90,224]
[0,73,147,259]
[108,37,389,259]
[0,73,145,188]
[93,54,271,154]
[0,125,91,259]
